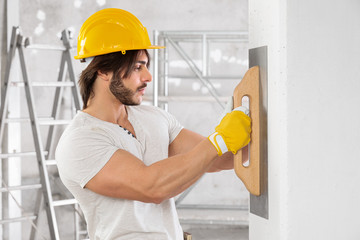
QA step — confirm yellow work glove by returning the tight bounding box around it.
[208,106,251,156]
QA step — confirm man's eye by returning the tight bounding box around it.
[134,65,142,70]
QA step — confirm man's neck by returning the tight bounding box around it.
[83,100,128,125]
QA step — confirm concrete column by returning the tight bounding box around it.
[249,0,360,239]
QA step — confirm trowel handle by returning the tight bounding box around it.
[233,66,261,196]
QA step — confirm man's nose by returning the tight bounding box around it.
[142,68,152,83]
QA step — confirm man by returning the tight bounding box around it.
[56,8,251,240]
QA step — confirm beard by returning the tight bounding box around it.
[109,75,146,106]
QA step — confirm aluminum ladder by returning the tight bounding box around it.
[0,26,86,239]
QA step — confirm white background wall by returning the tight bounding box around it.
[249,0,360,239]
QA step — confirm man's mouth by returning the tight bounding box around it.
[137,83,147,94]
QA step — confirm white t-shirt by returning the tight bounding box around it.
[55,105,184,240]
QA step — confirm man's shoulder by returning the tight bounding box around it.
[61,111,117,141]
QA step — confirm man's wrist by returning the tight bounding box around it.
[208,132,228,156]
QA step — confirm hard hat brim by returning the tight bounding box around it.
[74,45,165,60]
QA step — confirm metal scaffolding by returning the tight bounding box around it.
[152,30,248,109]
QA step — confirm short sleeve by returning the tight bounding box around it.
[56,127,119,188]
[158,108,184,143]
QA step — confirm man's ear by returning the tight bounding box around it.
[97,70,112,81]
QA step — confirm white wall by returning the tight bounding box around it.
[249,0,360,239]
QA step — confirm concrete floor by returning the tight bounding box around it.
[184,227,249,240]
[179,208,249,240]
[189,228,249,240]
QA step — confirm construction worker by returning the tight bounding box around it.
[55,8,251,240]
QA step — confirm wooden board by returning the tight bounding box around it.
[233,66,261,196]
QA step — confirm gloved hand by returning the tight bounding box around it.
[208,106,251,156]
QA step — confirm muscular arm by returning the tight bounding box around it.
[85,130,218,204]
[169,129,234,172]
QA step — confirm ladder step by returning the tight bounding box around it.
[10,81,74,87]
[0,184,42,192]
[0,151,48,159]
[39,119,71,125]
[0,153,56,165]
[6,117,71,125]
[0,215,37,224]
[45,160,57,166]
[53,199,77,207]
[25,43,67,51]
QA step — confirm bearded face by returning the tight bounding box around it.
[109,73,147,106]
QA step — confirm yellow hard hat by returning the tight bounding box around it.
[74,8,164,60]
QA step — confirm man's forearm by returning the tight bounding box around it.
[207,151,234,172]
[147,139,218,202]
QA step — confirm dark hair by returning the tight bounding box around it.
[78,50,150,109]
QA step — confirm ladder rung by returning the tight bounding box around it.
[39,119,71,125]
[53,199,77,207]
[78,230,88,234]
[0,151,48,159]
[45,160,57,166]
[0,184,42,192]
[5,117,71,125]
[10,81,75,87]
[25,44,67,51]
[0,215,37,224]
